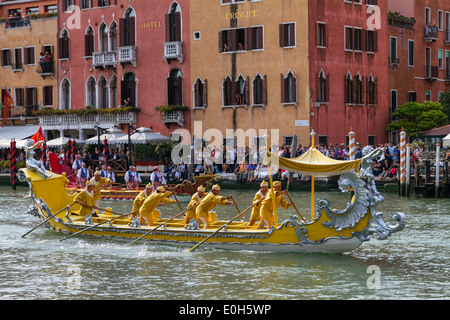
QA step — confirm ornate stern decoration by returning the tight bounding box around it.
[314,146,406,242]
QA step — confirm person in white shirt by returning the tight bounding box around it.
[125,166,141,189]
[105,166,115,183]
[77,162,90,188]
[151,166,166,189]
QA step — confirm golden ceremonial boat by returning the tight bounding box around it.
[19,135,406,253]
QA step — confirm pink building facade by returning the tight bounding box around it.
[309,0,390,146]
[54,0,190,140]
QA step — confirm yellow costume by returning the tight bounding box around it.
[195,192,229,219]
[250,189,266,222]
[186,190,205,223]
[139,191,176,218]
[259,189,290,225]
[89,175,111,203]
[132,188,153,213]
[74,189,95,216]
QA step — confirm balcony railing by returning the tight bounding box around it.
[93,51,117,68]
[164,41,183,63]
[37,61,54,77]
[4,17,31,29]
[118,46,136,67]
[424,65,438,80]
[39,110,138,128]
[424,25,438,42]
[162,110,185,127]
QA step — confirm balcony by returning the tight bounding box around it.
[118,46,136,67]
[424,65,438,81]
[424,25,438,42]
[4,17,31,29]
[162,110,185,127]
[37,61,54,78]
[93,51,117,68]
[39,109,138,131]
[164,41,183,64]
[445,68,450,84]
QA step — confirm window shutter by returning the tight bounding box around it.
[130,80,136,107]
[344,75,348,103]
[167,77,173,105]
[280,74,286,103]
[194,80,200,107]
[325,74,330,102]
[244,76,249,105]
[293,76,297,102]
[262,75,267,105]
[202,79,208,107]
[362,30,367,51]
[231,78,237,105]
[230,29,237,52]
[1,50,5,67]
[165,14,171,42]
[374,78,378,105]
[325,24,328,47]
[289,24,295,47]
[85,34,90,56]
[218,31,224,53]
[177,76,183,106]
[174,12,181,41]
[373,31,378,52]
[129,17,136,46]
[361,76,365,104]
[279,24,285,47]
[119,19,126,47]
[246,27,252,50]
[353,77,358,104]
[24,48,29,65]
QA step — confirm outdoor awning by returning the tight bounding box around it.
[46,137,85,147]
[0,125,41,141]
[115,127,171,144]
[443,133,450,149]
[85,127,127,145]
[264,147,362,177]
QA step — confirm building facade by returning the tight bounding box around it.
[190,0,311,148]
[309,0,390,146]
[53,0,190,141]
[387,0,450,142]
[0,0,58,128]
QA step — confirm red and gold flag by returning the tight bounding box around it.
[1,89,14,127]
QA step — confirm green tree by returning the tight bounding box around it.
[386,101,448,137]
[439,90,450,122]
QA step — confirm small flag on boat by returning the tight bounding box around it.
[30,126,46,149]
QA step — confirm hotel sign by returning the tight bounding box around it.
[141,20,162,30]
[225,10,257,20]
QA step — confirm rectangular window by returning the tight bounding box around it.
[367,135,376,146]
[438,10,444,30]
[43,86,53,106]
[354,28,362,51]
[408,40,414,66]
[280,23,296,48]
[250,26,264,50]
[425,90,431,101]
[24,47,35,65]
[425,8,431,26]
[15,88,24,107]
[408,91,417,102]
[391,90,397,120]
[438,49,443,69]
[366,30,377,53]
[316,22,327,47]
[219,27,263,52]
[14,48,23,70]
[345,27,353,50]
[1,49,11,67]
[390,37,398,65]
[26,87,37,106]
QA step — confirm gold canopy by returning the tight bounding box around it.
[264,147,362,177]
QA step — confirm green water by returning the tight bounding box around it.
[0,185,448,300]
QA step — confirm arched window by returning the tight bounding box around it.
[120,8,136,47]
[193,78,207,108]
[344,72,353,104]
[110,22,117,51]
[58,29,70,59]
[281,71,297,104]
[61,78,70,110]
[222,76,233,106]
[86,77,96,107]
[110,76,117,108]
[355,73,363,105]
[167,69,182,105]
[100,23,108,52]
[166,2,181,42]
[317,70,329,103]
[235,75,247,105]
[85,26,94,56]
[99,76,108,109]
[121,73,136,106]
[253,74,263,105]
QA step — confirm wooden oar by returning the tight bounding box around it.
[188,198,263,252]
[21,202,76,238]
[172,192,183,212]
[230,195,245,221]
[285,190,306,222]
[126,202,201,247]
[59,206,138,242]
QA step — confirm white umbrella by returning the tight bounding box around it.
[443,133,450,149]
[46,137,85,147]
[85,127,127,145]
[116,127,171,144]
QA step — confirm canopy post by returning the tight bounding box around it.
[264,134,278,227]
[311,130,316,221]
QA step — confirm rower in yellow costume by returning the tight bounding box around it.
[195,184,233,229]
[247,181,269,227]
[139,186,177,226]
[185,185,206,225]
[73,181,96,216]
[89,171,112,209]
[131,183,153,224]
[258,181,292,229]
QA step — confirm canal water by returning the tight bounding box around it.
[0,185,448,300]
